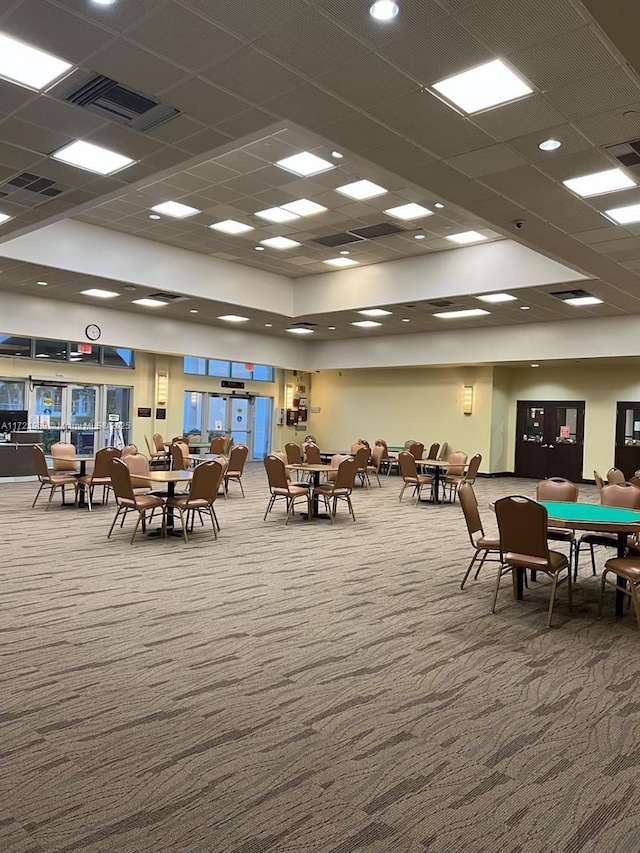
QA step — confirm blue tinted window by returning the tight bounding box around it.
[252,364,274,382]
[208,359,230,377]
[184,357,206,375]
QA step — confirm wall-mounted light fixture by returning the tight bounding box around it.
[156,372,169,407]
[463,385,474,415]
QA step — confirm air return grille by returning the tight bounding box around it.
[0,172,66,207]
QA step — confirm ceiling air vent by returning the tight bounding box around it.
[147,292,186,303]
[550,289,593,301]
[312,222,406,248]
[290,321,317,328]
[429,300,455,308]
[606,139,640,179]
[0,172,66,208]
[63,74,179,133]
[313,232,366,248]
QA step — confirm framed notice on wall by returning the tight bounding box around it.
[137,407,152,418]
[155,408,167,420]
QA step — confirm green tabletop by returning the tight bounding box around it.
[540,501,640,525]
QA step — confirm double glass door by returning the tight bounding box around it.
[32,384,99,453]
[614,402,640,479]
[515,400,585,482]
[183,392,272,459]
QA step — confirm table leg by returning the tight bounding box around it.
[616,533,628,617]
[77,459,87,506]
[166,481,175,529]
[432,465,441,504]
[515,568,524,600]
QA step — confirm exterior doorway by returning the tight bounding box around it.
[515,400,585,482]
[614,402,640,479]
[183,392,272,460]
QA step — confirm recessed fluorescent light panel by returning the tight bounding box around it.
[562,168,635,198]
[132,298,168,307]
[281,199,327,216]
[476,293,517,303]
[432,59,533,114]
[210,219,253,234]
[275,152,335,177]
[287,327,314,335]
[0,32,73,91]
[255,207,300,224]
[323,257,358,267]
[358,309,392,316]
[446,231,487,244]
[563,296,603,306]
[352,320,382,328]
[218,315,249,322]
[260,237,301,250]
[52,140,134,175]
[433,308,490,319]
[384,203,433,220]
[605,203,640,224]
[0,213,12,224]
[81,289,119,299]
[151,201,200,218]
[336,180,387,200]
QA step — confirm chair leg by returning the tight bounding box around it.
[130,512,142,544]
[212,507,220,531]
[347,495,355,521]
[629,583,640,632]
[597,570,608,619]
[108,506,122,538]
[566,567,573,614]
[86,484,92,513]
[177,508,188,543]
[208,507,218,539]
[264,494,275,521]
[285,497,296,525]
[238,478,245,497]
[491,565,506,613]
[547,574,560,628]
[32,482,45,508]
[474,551,491,581]
[399,483,407,502]
[460,551,480,590]
[46,485,56,511]
[590,543,597,576]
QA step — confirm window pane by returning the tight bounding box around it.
[0,335,31,358]
[252,364,274,382]
[183,391,204,435]
[231,362,252,379]
[106,386,132,446]
[0,380,25,410]
[34,339,68,361]
[208,396,227,438]
[69,343,100,365]
[253,397,272,459]
[208,359,230,377]
[184,356,206,375]
[103,347,134,368]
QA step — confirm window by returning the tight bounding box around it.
[184,356,206,375]
[102,347,134,368]
[0,379,25,410]
[184,391,204,435]
[106,386,132,445]
[208,359,230,378]
[0,335,31,358]
[34,339,69,361]
[252,364,275,382]
[69,344,100,365]
[231,362,252,380]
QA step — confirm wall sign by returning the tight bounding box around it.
[137,407,152,418]
[221,380,245,389]
[155,407,167,420]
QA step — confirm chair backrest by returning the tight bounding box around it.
[121,444,138,457]
[350,442,364,453]
[51,442,77,472]
[607,467,625,485]
[427,442,440,460]
[447,451,468,476]
[304,442,322,465]
[630,476,640,490]
[374,439,389,460]
[122,453,150,488]
[264,455,290,491]
[370,444,385,467]
[144,435,153,455]
[328,453,349,482]
[171,442,188,471]
[109,458,136,503]
[209,436,226,454]
[31,445,50,480]
[228,444,248,473]
[601,483,640,510]
[594,470,605,495]
[407,441,424,460]
[333,456,358,490]
[535,477,579,503]
[172,435,187,445]
[285,443,302,465]
[222,434,233,454]
[495,495,550,561]
[153,433,165,451]
[437,442,450,461]
[404,439,417,448]
[92,447,121,478]
[458,482,484,546]
[399,450,418,480]
[462,453,482,484]
[188,460,225,503]
[354,445,370,469]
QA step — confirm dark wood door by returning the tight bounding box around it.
[614,402,640,479]
[515,400,585,482]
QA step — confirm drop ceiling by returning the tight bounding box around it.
[0,0,639,339]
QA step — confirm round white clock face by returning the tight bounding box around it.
[85,324,101,341]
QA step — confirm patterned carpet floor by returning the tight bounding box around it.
[2,466,639,853]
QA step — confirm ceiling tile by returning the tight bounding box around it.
[91,39,190,95]
[162,77,249,126]
[0,117,73,156]
[472,95,567,141]
[15,96,106,138]
[202,47,306,103]
[447,144,528,177]
[177,129,232,156]
[317,55,416,110]
[320,114,400,154]
[544,67,640,121]
[177,0,300,40]
[215,107,278,140]
[263,84,354,129]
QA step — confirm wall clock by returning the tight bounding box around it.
[85,324,101,341]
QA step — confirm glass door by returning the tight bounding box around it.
[32,385,64,451]
[515,400,585,481]
[69,386,98,454]
[615,402,640,479]
[30,384,101,454]
[253,397,272,460]
[207,395,228,439]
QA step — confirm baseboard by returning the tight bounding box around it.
[478,471,514,478]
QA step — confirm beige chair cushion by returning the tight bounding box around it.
[504,550,567,572]
[273,486,308,497]
[604,558,640,582]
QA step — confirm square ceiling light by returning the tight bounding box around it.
[260,236,301,249]
[563,296,603,306]
[256,207,300,223]
[0,212,12,225]
[562,168,635,198]
[336,180,387,200]
[604,203,640,224]
[433,308,490,319]
[446,231,487,244]
[358,309,392,316]
[352,320,382,328]
[432,59,533,114]
[384,203,433,220]
[476,293,517,303]
[52,140,134,175]
[210,219,253,234]
[287,327,314,334]
[81,289,119,298]
[281,199,327,216]
[218,314,249,322]
[276,152,335,177]
[323,257,358,267]
[132,298,168,307]
[0,32,73,91]
[151,201,200,218]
